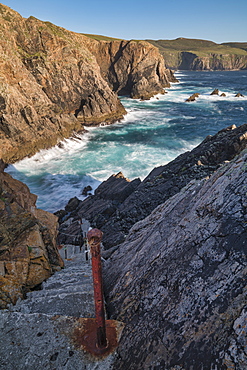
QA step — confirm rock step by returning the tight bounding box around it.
[12,246,96,318]
[15,292,95,317]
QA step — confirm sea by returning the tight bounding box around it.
[6,70,247,213]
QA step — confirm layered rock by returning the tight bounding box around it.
[60,124,247,249]
[84,38,177,99]
[0,167,63,309]
[104,147,247,369]
[0,4,175,163]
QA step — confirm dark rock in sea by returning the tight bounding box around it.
[235,92,244,97]
[81,185,92,196]
[210,88,219,95]
[61,124,247,250]
[104,147,247,369]
[65,197,80,213]
[185,92,200,102]
[220,92,226,97]
[57,172,141,246]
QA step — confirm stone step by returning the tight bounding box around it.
[16,291,95,317]
[11,243,96,318]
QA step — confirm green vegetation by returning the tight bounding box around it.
[222,42,247,52]
[147,37,247,56]
[145,37,247,69]
[82,33,123,42]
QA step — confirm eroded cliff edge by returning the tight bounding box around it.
[0,3,175,163]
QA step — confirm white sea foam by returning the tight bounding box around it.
[5,71,246,212]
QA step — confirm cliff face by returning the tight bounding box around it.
[0,4,174,163]
[183,52,247,70]
[84,38,177,99]
[0,166,64,309]
[104,148,247,369]
[147,38,247,70]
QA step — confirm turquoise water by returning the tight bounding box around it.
[6,71,247,212]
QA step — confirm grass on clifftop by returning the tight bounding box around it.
[146,38,247,56]
[82,33,123,42]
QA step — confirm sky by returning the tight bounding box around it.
[2,0,247,43]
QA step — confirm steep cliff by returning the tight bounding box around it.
[0,4,174,163]
[83,36,177,99]
[148,38,247,70]
[0,166,64,309]
[104,148,247,369]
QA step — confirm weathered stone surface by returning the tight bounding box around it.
[0,240,124,370]
[0,171,63,308]
[64,124,247,249]
[210,88,219,95]
[104,148,247,369]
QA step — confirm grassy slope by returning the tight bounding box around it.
[81,33,122,42]
[146,37,247,57]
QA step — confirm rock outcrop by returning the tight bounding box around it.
[59,124,247,249]
[0,166,63,309]
[185,92,200,102]
[103,147,247,369]
[84,38,177,100]
[0,4,175,163]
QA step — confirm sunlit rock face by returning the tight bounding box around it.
[0,169,63,309]
[0,3,175,163]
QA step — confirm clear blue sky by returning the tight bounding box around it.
[2,0,247,43]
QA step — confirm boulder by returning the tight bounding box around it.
[81,185,92,196]
[220,92,226,97]
[210,88,219,95]
[185,92,200,102]
[235,92,244,97]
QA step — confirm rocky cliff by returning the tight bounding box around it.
[57,124,247,250]
[0,3,174,163]
[0,164,64,309]
[183,52,247,71]
[83,37,177,99]
[147,38,247,70]
[104,147,247,369]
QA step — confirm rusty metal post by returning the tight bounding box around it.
[87,228,107,348]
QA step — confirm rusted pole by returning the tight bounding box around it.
[87,228,107,348]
